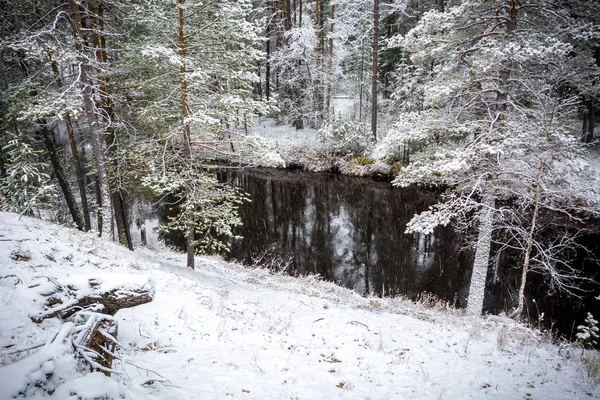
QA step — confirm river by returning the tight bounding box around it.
[152,167,600,337]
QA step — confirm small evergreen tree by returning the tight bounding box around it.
[577,313,600,349]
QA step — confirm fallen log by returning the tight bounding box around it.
[31,274,154,323]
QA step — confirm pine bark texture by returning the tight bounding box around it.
[466,195,494,316]
[371,0,379,141]
[67,0,112,238]
[326,4,335,114]
[49,55,91,231]
[178,0,196,269]
[41,125,85,231]
[89,3,133,250]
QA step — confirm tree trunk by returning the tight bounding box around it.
[0,140,6,177]
[281,0,291,32]
[583,48,600,143]
[265,22,271,100]
[496,0,519,113]
[371,0,379,141]
[49,55,91,231]
[466,195,494,315]
[67,0,112,239]
[89,2,133,250]
[315,0,322,120]
[510,163,543,319]
[178,0,195,269]
[511,106,555,319]
[588,100,595,143]
[359,84,363,121]
[33,275,154,322]
[326,4,335,115]
[41,125,85,231]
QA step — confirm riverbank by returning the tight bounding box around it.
[248,118,401,178]
[1,211,599,399]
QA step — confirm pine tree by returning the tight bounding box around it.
[130,0,270,268]
[386,0,600,315]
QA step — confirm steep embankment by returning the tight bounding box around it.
[0,212,598,399]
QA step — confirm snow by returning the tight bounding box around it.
[249,117,322,152]
[1,211,599,399]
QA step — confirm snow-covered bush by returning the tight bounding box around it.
[317,120,373,156]
[577,312,600,349]
[0,139,57,213]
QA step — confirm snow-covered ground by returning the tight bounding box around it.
[249,117,322,151]
[1,212,599,399]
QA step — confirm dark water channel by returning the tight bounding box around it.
[219,168,473,305]
[157,167,600,337]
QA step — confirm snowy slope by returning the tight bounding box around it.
[0,211,598,399]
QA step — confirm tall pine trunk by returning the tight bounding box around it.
[314,0,322,121]
[178,0,195,269]
[49,54,91,231]
[466,195,494,315]
[371,0,379,141]
[89,2,133,250]
[41,124,85,231]
[265,21,272,100]
[67,0,111,239]
[326,4,335,115]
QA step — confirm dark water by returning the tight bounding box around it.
[218,168,474,305]
[216,168,600,336]
[156,167,600,337]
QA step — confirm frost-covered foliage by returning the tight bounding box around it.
[578,313,600,349]
[142,151,248,254]
[318,119,373,156]
[232,135,286,168]
[386,0,600,219]
[270,25,317,126]
[383,0,600,303]
[133,0,274,142]
[0,0,276,240]
[0,139,56,213]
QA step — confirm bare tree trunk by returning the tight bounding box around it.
[265,20,272,100]
[510,164,543,319]
[511,107,555,319]
[178,0,195,270]
[41,125,85,231]
[89,2,133,250]
[0,140,6,177]
[588,100,595,143]
[281,0,291,31]
[67,0,111,239]
[466,195,495,315]
[315,0,322,120]
[582,48,599,143]
[326,4,335,115]
[49,55,91,231]
[359,38,365,121]
[359,84,363,121]
[371,0,379,141]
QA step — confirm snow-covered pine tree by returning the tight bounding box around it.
[385,0,600,315]
[129,0,271,268]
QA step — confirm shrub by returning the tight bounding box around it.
[317,120,373,156]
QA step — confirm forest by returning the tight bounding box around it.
[2,1,600,398]
[1,0,599,319]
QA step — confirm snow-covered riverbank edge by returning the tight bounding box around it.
[249,118,400,178]
[1,211,598,399]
